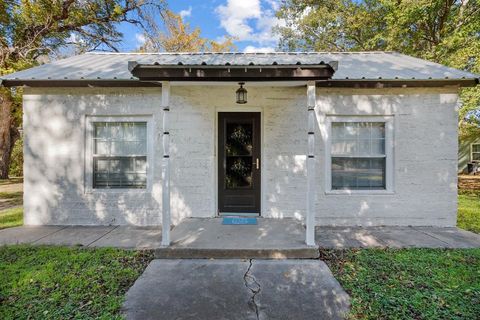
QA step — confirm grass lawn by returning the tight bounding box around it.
[322,248,480,320]
[0,246,153,320]
[0,207,23,229]
[0,178,23,229]
[457,191,480,234]
[0,189,22,212]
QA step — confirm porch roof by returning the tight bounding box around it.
[1,51,478,87]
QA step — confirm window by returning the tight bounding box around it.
[472,143,480,162]
[92,122,147,189]
[327,117,393,192]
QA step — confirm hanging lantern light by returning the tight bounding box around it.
[236,82,247,104]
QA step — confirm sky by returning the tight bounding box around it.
[116,0,285,52]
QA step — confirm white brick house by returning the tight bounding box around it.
[2,52,478,246]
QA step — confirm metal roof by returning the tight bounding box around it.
[1,51,478,83]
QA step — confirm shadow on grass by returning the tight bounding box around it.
[0,177,23,186]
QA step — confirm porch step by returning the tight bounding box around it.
[156,217,319,259]
[155,247,319,259]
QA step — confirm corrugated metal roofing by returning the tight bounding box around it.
[1,51,478,82]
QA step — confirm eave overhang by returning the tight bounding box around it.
[0,79,162,87]
[0,76,477,89]
[315,78,479,88]
[127,61,337,81]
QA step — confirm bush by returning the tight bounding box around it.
[8,136,23,177]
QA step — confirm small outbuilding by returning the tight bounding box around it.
[1,51,478,245]
[459,136,480,174]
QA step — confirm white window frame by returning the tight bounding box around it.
[471,143,480,162]
[85,115,154,193]
[325,116,394,194]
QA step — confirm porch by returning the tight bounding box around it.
[1,218,480,253]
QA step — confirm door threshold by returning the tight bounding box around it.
[219,212,260,217]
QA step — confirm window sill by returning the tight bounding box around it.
[85,188,150,195]
[325,190,395,196]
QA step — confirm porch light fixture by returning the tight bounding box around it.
[236,82,247,104]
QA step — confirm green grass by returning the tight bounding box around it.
[0,190,22,205]
[0,207,23,229]
[322,248,480,320]
[457,191,480,234]
[0,246,153,320]
[0,178,23,229]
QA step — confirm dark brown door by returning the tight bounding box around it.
[218,112,261,214]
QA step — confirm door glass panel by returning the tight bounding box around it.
[225,122,253,189]
[226,157,252,188]
[225,123,253,156]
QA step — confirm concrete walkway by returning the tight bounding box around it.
[0,225,162,249]
[316,226,480,249]
[122,259,350,320]
[1,223,480,250]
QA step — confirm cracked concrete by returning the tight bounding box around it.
[243,259,261,319]
[122,259,350,320]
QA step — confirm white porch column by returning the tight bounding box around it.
[306,81,316,246]
[161,81,171,246]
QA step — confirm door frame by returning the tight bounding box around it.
[214,107,264,216]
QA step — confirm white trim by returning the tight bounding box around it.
[85,115,154,194]
[306,81,316,246]
[471,143,480,162]
[325,115,395,194]
[214,106,264,217]
[161,81,171,246]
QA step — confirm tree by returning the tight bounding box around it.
[0,0,167,179]
[138,10,236,52]
[275,0,480,137]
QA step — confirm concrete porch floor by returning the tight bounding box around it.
[1,219,480,253]
[156,218,319,259]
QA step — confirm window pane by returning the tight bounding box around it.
[92,121,147,189]
[95,123,109,139]
[135,157,147,172]
[371,123,385,139]
[135,123,147,141]
[332,157,386,190]
[110,122,121,139]
[94,141,109,155]
[93,156,147,189]
[371,139,385,155]
[331,121,385,157]
[472,144,480,153]
[473,153,480,161]
[93,122,147,156]
[358,122,371,139]
[123,122,136,140]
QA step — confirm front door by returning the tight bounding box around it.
[218,112,261,214]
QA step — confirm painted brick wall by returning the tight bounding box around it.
[22,85,459,227]
[314,88,459,227]
[23,88,164,225]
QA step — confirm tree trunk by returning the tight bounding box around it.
[0,89,19,179]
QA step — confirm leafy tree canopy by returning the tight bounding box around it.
[275,0,480,138]
[138,9,236,52]
[0,0,166,179]
[1,0,166,70]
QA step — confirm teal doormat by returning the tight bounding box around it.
[222,216,257,225]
